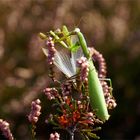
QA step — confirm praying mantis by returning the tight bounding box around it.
[39,25,111,121]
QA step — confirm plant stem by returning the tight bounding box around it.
[31,124,36,140]
[68,130,74,140]
[70,132,74,140]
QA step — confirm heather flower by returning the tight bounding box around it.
[101,81,110,97]
[90,48,107,78]
[49,132,60,140]
[43,87,58,100]
[77,56,89,82]
[87,112,94,117]
[61,81,73,96]
[91,48,117,110]
[106,98,117,109]
[100,78,116,109]
[0,119,14,140]
[45,37,56,65]
[77,100,84,109]
[28,99,41,124]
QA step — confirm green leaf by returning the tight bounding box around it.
[81,133,90,140]
[64,103,72,112]
[49,119,59,126]
[92,127,102,131]
[56,108,63,113]
[87,132,100,139]
[81,129,93,132]
[71,99,77,110]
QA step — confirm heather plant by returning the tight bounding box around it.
[0,119,14,140]
[0,1,140,139]
[0,26,116,140]
[37,26,116,139]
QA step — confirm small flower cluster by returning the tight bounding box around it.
[28,99,41,124]
[49,132,60,140]
[90,47,117,109]
[44,82,102,139]
[0,119,14,140]
[56,97,81,128]
[79,112,102,126]
[44,88,58,100]
[61,81,73,96]
[106,98,117,109]
[77,56,89,83]
[101,81,116,109]
[91,48,107,78]
[46,37,56,65]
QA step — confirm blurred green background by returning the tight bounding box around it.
[0,0,140,139]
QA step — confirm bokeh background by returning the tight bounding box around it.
[0,0,140,139]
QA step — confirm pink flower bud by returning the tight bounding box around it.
[0,119,14,140]
[28,99,41,124]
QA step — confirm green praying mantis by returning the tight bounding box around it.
[39,25,110,121]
